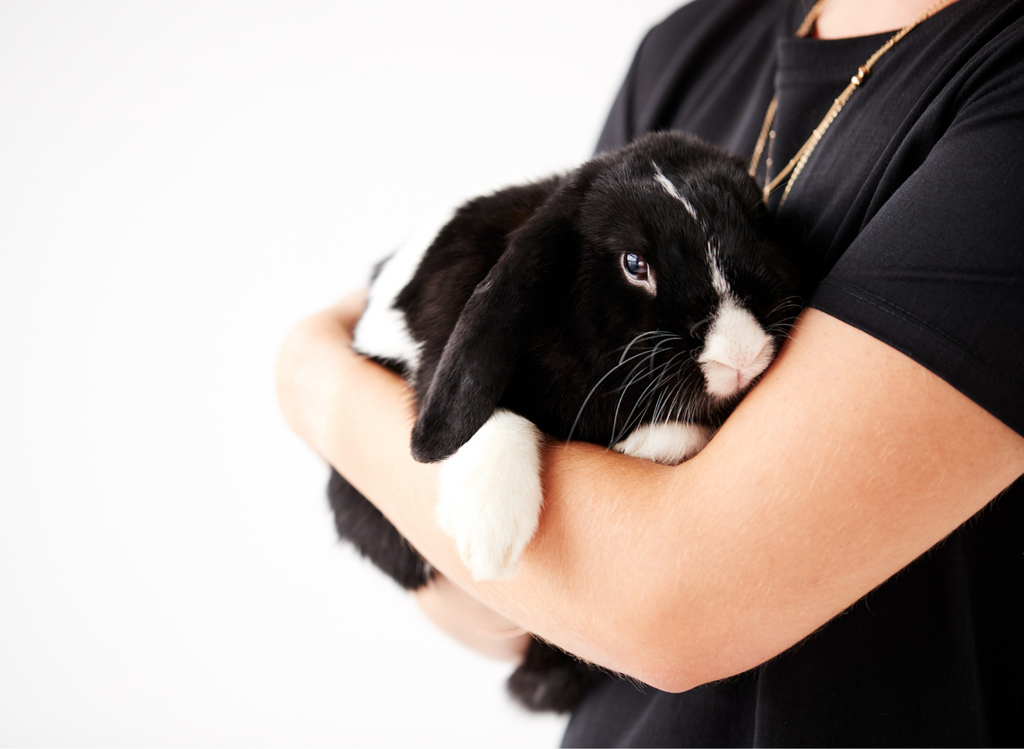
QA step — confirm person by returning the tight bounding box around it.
[277,0,1024,744]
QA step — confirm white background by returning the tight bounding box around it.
[0,1,686,746]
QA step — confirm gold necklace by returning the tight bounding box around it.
[749,0,954,209]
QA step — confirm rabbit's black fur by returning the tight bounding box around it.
[327,131,803,713]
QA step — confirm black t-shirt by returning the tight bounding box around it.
[562,0,1024,746]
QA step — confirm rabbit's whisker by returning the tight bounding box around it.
[617,330,675,365]
[609,347,689,446]
[567,346,670,444]
[647,350,691,427]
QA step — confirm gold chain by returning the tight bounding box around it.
[749,0,953,209]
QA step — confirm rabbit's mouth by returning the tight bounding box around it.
[699,358,767,399]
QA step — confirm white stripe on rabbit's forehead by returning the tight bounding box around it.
[707,241,731,297]
[652,161,698,220]
[651,160,734,299]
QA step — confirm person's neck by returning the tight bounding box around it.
[813,0,960,39]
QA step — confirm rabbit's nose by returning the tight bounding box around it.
[697,300,775,398]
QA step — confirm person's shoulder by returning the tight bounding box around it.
[934,0,1024,114]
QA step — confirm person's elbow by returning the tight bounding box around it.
[592,583,779,694]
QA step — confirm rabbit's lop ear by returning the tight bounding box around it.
[410,195,579,464]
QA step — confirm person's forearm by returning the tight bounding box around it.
[277,294,1024,692]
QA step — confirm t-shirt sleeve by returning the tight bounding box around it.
[810,45,1024,436]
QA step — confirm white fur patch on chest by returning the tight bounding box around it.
[613,421,711,465]
[353,208,455,371]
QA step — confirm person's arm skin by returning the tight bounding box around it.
[277,289,1024,692]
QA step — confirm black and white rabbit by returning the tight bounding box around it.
[327,131,802,711]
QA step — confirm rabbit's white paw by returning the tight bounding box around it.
[613,421,711,465]
[436,409,543,581]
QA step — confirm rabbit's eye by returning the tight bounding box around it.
[621,252,656,294]
[622,252,649,280]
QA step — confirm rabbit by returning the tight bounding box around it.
[326,130,803,712]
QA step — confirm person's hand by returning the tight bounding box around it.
[276,288,369,463]
[416,573,530,662]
